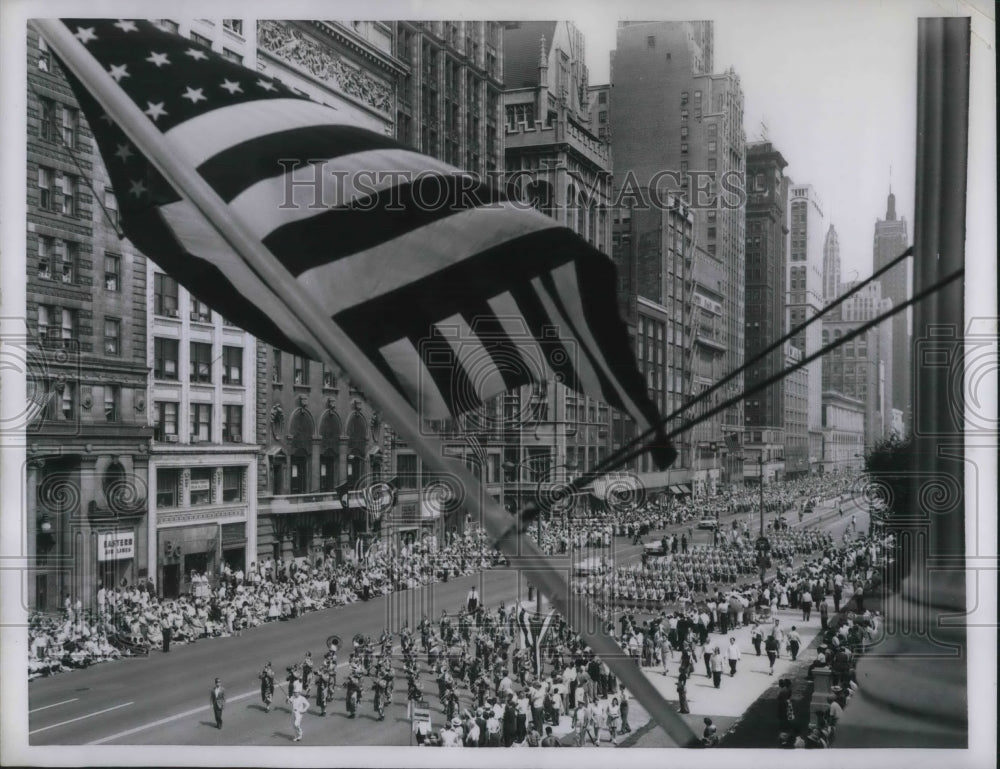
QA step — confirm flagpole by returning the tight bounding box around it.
[31,19,696,745]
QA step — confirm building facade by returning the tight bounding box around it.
[822,223,841,303]
[782,343,810,478]
[393,21,505,176]
[26,26,153,612]
[500,21,615,511]
[147,269,258,597]
[872,189,910,433]
[820,391,865,475]
[824,279,894,445]
[611,20,746,490]
[743,141,789,484]
[620,196,716,496]
[786,183,825,472]
[821,320,890,449]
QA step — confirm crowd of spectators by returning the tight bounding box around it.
[28,527,506,679]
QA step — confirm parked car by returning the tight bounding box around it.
[643,541,667,556]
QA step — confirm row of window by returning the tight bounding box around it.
[153,273,215,322]
[271,349,338,388]
[153,338,244,385]
[36,380,120,422]
[153,401,243,443]
[36,166,81,217]
[156,466,246,508]
[37,98,79,149]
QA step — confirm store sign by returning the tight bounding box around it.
[98,531,135,561]
[189,479,211,492]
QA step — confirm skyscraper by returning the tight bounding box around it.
[873,189,910,433]
[502,21,613,506]
[823,223,841,303]
[744,141,789,483]
[786,183,825,473]
[611,21,746,490]
[27,26,153,611]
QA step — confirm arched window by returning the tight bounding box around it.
[319,409,342,492]
[288,409,314,494]
[345,411,368,482]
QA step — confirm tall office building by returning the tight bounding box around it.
[501,21,613,508]
[26,26,153,611]
[611,20,746,490]
[616,196,722,496]
[823,224,841,303]
[393,21,506,177]
[786,183,825,473]
[827,280,895,443]
[744,141,789,484]
[873,189,910,433]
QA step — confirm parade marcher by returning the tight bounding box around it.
[315,667,331,716]
[467,586,480,614]
[819,599,829,630]
[751,623,764,656]
[259,661,276,713]
[210,677,226,729]
[288,688,309,742]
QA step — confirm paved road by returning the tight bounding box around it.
[28,489,866,746]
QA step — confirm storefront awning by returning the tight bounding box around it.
[670,484,692,495]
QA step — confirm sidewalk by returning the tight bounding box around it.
[623,607,824,747]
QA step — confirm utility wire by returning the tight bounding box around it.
[545,262,962,506]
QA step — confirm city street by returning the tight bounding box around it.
[28,491,868,747]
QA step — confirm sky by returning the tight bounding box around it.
[570,0,984,283]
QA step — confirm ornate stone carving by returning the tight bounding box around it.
[270,403,284,440]
[257,21,393,114]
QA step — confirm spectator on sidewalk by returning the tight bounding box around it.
[726,637,742,676]
[710,647,724,688]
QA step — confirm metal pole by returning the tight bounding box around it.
[759,455,765,587]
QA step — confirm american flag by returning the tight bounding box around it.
[44,18,674,468]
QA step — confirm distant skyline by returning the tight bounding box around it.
[571,0,959,284]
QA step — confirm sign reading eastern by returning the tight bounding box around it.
[97,530,135,561]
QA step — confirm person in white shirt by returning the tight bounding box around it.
[726,637,742,676]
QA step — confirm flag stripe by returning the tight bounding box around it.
[262,174,509,275]
[518,280,603,400]
[228,148,457,240]
[378,337,450,419]
[298,204,561,315]
[416,324,483,416]
[510,282,588,394]
[158,201,319,356]
[165,98,347,167]
[462,298,534,393]
[541,263,650,426]
[436,314,508,410]
[198,124,403,201]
